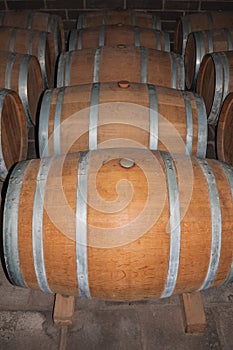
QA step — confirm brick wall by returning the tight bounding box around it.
[1,0,233,44]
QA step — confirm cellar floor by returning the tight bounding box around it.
[0,262,233,350]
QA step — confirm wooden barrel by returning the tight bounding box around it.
[174,11,233,56]
[0,88,28,180]
[217,93,233,167]
[76,9,161,30]
[57,45,184,89]
[0,51,44,127]
[0,10,65,57]
[185,28,233,90]
[196,51,233,125]
[3,149,233,299]
[39,82,207,158]
[68,24,170,51]
[0,27,56,88]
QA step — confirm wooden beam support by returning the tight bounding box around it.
[53,294,75,327]
[181,291,206,333]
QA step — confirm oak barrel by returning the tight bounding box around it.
[0,27,56,88]
[76,9,161,30]
[174,11,233,56]
[0,51,44,127]
[196,51,233,125]
[185,28,233,90]
[3,149,233,299]
[0,10,65,57]
[217,93,233,167]
[57,45,184,89]
[39,82,207,158]
[0,88,28,180]
[68,24,170,51]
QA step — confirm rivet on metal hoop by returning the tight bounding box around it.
[120,158,135,168]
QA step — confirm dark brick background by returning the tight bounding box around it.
[1,0,233,44]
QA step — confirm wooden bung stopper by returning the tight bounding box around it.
[118,80,130,88]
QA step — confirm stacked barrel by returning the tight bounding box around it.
[174,11,233,166]
[0,10,65,182]
[1,9,233,302]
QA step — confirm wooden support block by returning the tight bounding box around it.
[53,294,75,326]
[181,292,206,333]
[59,326,68,350]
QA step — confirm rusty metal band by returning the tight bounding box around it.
[134,26,140,47]
[164,32,170,52]
[77,14,85,29]
[177,54,185,89]
[76,151,91,298]
[64,51,72,86]
[153,16,161,30]
[148,84,158,150]
[38,31,49,88]
[9,28,16,52]
[28,30,35,54]
[54,87,65,155]
[26,11,33,29]
[47,15,53,32]
[56,52,65,87]
[32,157,52,293]
[51,15,60,57]
[206,30,214,52]
[198,159,222,290]
[155,30,161,50]
[220,162,233,285]
[161,152,181,298]
[39,89,53,157]
[182,91,193,156]
[193,31,208,90]
[219,52,230,102]
[170,52,177,88]
[207,12,214,30]
[68,29,77,50]
[89,83,100,150]
[93,47,102,83]
[130,9,136,26]
[19,55,34,127]
[140,47,147,83]
[5,52,16,89]
[0,90,9,180]
[194,93,207,158]
[225,28,233,50]
[77,29,83,49]
[102,10,108,25]
[208,53,224,125]
[181,15,192,56]
[3,161,28,288]
[99,25,105,46]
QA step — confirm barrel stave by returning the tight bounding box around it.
[39,83,207,158]
[3,150,233,299]
[56,46,184,89]
[68,25,170,52]
[76,10,161,30]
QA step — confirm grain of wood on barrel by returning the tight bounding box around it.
[76,9,161,30]
[3,149,233,299]
[56,45,184,89]
[68,24,170,51]
[38,82,207,158]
